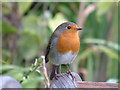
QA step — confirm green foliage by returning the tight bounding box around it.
[2,20,17,34]
[22,14,40,32]
[22,77,44,88]
[1,57,45,88]
[83,38,119,51]
[98,46,118,60]
[48,13,67,32]
[18,2,32,15]
[97,2,113,16]
[18,30,40,60]
[1,65,29,80]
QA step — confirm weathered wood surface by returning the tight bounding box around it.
[50,72,119,89]
[77,82,119,88]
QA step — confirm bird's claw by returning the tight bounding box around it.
[66,71,75,80]
[53,74,60,80]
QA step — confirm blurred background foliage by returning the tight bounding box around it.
[1,2,119,88]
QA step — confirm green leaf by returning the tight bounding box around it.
[48,13,67,32]
[98,46,118,60]
[37,57,44,64]
[22,77,44,88]
[2,20,17,34]
[22,14,40,32]
[18,30,40,60]
[97,2,113,16]
[87,55,94,81]
[18,2,32,15]
[0,20,2,34]
[83,38,119,51]
[72,49,93,72]
[58,4,72,17]
[1,65,29,71]
[1,65,29,80]
[4,70,23,80]
[108,58,118,79]
[77,49,94,61]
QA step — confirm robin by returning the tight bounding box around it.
[45,22,82,80]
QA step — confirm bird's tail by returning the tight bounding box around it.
[50,65,61,80]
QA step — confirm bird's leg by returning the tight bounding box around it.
[57,64,61,74]
[54,65,61,80]
[65,64,75,80]
[54,72,60,80]
[50,65,61,80]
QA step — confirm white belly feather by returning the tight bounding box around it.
[49,51,77,65]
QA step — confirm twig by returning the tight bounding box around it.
[41,56,50,88]
[77,3,97,27]
[19,56,50,88]
[19,57,43,83]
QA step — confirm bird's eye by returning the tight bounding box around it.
[67,26,71,29]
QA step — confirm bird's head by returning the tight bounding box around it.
[66,25,82,31]
[55,22,82,35]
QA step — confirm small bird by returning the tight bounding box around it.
[45,22,82,80]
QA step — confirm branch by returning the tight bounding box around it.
[77,3,97,27]
[19,58,43,83]
[41,56,50,88]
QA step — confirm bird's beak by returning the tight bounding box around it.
[76,27,82,30]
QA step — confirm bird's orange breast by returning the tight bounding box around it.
[57,30,80,54]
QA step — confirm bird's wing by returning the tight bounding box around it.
[45,31,58,63]
[45,35,52,63]
[45,24,64,63]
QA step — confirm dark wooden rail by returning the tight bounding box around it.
[50,72,119,89]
